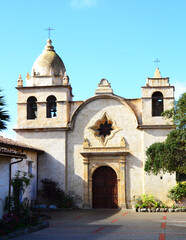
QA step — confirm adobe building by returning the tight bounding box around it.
[0,137,42,218]
[14,39,176,208]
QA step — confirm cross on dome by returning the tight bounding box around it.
[45,27,55,39]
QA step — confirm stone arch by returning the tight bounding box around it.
[91,165,118,208]
[89,163,120,181]
[70,94,139,129]
[27,96,37,120]
[46,95,57,118]
[152,91,164,116]
[88,163,120,209]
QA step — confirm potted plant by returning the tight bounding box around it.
[135,203,139,212]
[153,201,160,212]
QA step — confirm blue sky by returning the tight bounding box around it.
[0,0,186,138]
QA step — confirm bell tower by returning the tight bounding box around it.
[16,39,73,131]
[15,39,73,191]
[141,67,174,126]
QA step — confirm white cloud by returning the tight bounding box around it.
[172,81,186,100]
[70,0,97,9]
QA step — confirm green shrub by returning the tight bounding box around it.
[1,171,35,236]
[137,194,156,208]
[160,204,167,208]
[40,178,74,208]
[135,194,163,208]
[154,201,161,208]
[168,182,186,202]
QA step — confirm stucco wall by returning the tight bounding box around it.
[67,97,143,207]
[0,157,10,219]
[16,131,66,191]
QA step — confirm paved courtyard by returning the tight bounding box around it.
[14,209,186,240]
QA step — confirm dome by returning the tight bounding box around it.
[31,39,66,77]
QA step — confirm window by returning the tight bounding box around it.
[152,91,163,116]
[27,97,37,119]
[90,112,120,145]
[46,95,57,118]
[28,161,33,174]
[98,121,113,137]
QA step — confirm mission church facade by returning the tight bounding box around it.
[14,39,176,209]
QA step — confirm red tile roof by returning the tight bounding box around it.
[0,146,26,158]
[0,136,43,153]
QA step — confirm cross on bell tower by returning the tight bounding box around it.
[154,58,160,67]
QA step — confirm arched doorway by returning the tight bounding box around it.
[92,166,118,208]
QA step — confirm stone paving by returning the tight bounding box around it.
[14,209,186,240]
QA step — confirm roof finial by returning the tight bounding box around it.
[63,72,69,85]
[45,27,55,39]
[153,67,162,78]
[44,39,54,51]
[26,72,31,80]
[17,74,23,87]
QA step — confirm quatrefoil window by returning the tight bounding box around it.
[89,113,121,145]
[98,121,113,137]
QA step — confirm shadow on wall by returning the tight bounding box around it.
[38,151,85,207]
[126,154,143,208]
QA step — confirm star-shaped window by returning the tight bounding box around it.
[89,113,121,145]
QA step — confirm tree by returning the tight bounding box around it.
[0,89,10,130]
[144,92,186,175]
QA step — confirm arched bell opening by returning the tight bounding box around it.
[152,91,163,116]
[27,96,37,120]
[46,95,57,118]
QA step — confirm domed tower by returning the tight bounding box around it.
[15,39,73,191]
[16,38,73,133]
[27,39,66,86]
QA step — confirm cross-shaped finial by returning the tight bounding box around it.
[45,27,55,39]
[154,58,160,67]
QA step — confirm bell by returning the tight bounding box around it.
[53,111,57,117]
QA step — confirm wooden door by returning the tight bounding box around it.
[92,166,118,208]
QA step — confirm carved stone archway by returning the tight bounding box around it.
[80,147,129,209]
[92,166,118,208]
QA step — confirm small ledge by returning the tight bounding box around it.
[14,127,70,132]
[80,147,130,157]
[137,125,176,129]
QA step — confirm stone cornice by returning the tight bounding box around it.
[14,127,70,132]
[141,86,174,89]
[80,147,130,157]
[141,97,174,99]
[17,101,67,104]
[16,85,74,97]
[137,125,176,129]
